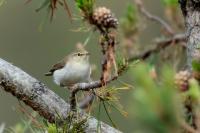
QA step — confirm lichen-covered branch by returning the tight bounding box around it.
[0,58,121,133]
[179,0,200,69]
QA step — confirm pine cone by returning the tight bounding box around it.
[92,7,118,29]
[175,70,191,91]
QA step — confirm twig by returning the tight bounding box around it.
[134,0,174,35]
[70,62,128,93]
[179,119,198,133]
[78,92,95,109]
[25,0,32,4]
[102,101,117,128]
[62,0,72,21]
[0,58,121,133]
[194,108,200,132]
[128,33,186,62]
[17,104,44,128]
[100,33,117,85]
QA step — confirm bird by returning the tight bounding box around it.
[45,51,91,87]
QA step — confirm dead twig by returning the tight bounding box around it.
[100,34,117,85]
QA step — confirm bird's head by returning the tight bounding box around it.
[69,51,90,63]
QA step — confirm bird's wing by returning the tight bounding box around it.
[45,56,68,76]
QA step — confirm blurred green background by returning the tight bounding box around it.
[0,0,165,132]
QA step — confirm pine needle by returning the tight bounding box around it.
[102,101,117,128]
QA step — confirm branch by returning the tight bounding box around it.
[179,119,198,133]
[179,0,200,69]
[128,33,186,61]
[134,0,174,35]
[195,110,200,132]
[0,58,121,133]
[69,61,128,93]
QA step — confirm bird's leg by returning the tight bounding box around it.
[69,86,78,112]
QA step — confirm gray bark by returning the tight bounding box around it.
[179,0,200,69]
[0,58,121,133]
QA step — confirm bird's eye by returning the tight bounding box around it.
[77,53,81,56]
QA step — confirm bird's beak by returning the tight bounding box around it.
[85,52,90,56]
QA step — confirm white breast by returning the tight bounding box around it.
[53,62,91,86]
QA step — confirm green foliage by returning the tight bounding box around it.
[50,111,88,133]
[192,59,200,72]
[76,0,95,16]
[95,85,130,129]
[186,79,200,102]
[9,123,26,133]
[6,119,43,133]
[116,52,126,67]
[129,63,181,132]
[181,79,200,126]
[124,4,137,25]
[120,4,138,36]
[46,118,87,133]
[161,0,178,6]
[70,118,88,133]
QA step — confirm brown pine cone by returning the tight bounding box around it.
[92,7,118,29]
[175,70,192,91]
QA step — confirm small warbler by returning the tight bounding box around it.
[45,51,91,87]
